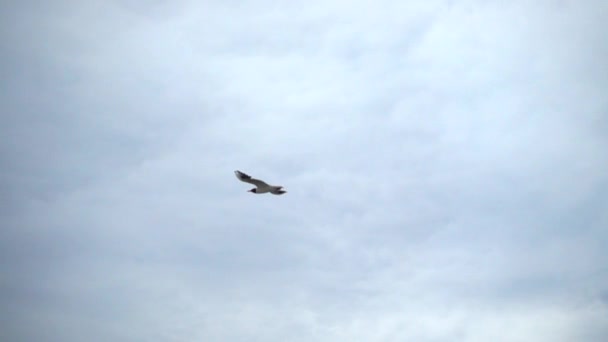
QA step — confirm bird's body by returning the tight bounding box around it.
[234,170,287,195]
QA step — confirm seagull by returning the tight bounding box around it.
[234,170,287,195]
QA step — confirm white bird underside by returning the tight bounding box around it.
[234,170,287,195]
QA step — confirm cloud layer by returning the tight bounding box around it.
[1,0,607,341]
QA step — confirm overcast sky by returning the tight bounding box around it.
[1,0,607,341]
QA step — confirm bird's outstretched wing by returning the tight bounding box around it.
[234,170,268,188]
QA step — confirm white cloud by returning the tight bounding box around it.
[1,0,607,341]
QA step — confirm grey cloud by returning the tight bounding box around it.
[1,0,607,341]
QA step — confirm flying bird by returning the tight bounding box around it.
[234,170,287,195]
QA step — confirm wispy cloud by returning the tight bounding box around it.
[1,0,607,341]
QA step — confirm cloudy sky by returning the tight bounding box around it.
[1,0,607,341]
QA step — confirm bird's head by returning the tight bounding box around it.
[248,188,257,193]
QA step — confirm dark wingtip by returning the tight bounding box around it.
[235,170,251,179]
